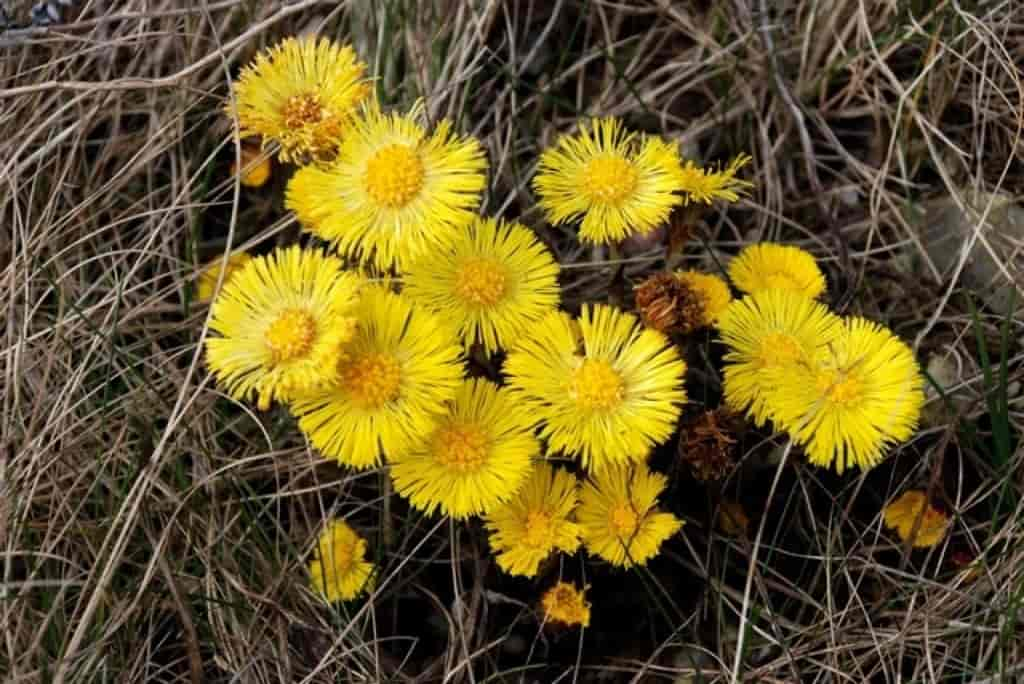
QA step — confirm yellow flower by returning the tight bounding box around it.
[230,142,272,188]
[716,289,842,427]
[677,154,752,205]
[309,518,375,602]
[533,117,684,244]
[728,243,826,299]
[483,463,582,577]
[403,217,560,354]
[505,305,686,471]
[676,270,733,326]
[882,490,949,548]
[291,284,464,469]
[228,37,371,162]
[205,246,362,410]
[389,379,538,519]
[286,103,487,272]
[577,463,682,568]
[197,251,252,303]
[768,317,925,472]
[541,582,591,627]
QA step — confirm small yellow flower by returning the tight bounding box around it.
[677,154,752,205]
[287,103,486,272]
[228,37,371,162]
[728,243,826,299]
[577,463,683,568]
[389,379,538,519]
[676,270,733,326]
[403,217,560,354]
[533,117,684,244]
[230,143,272,188]
[309,518,375,602]
[541,582,591,627]
[505,305,687,471]
[483,463,582,577]
[882,490,949,548]
[196,251,252,303]
[205,246,362,410]
[716,289,842,427]
[769,317,925,472]
[290,284,464,469]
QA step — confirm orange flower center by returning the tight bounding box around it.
[433,422,489,472]
[609,503,639,537]
[341,352,402,409]
[453,257,509,307]
[569,359,625,412]
[364,143,425,208]
[282,92,325,129]
[265,309,317,363]
[582,156,638,205]
[523,510,554,548]
[756,332,803,369]
[816,369,864,405]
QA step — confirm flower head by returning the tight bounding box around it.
[882,490,949,548]
[228,37,370,162]
[634,272,705,335]
[197,251,252,303]
[676,270,733,326]
[533,117,684,244]
[403,217,560,354]
[230,142,272,188]
[677,154,752,205]
[291,285,464,469]
[389,379,538,519]
[205,246,362,410]
[505,305,686,471]
[768,317,925,472]
[577,463,683,568]
[286,103,486,271]
[678,408,739,482]
[483,463,582,577]
[716,289,842,427]
[541,582,591,627]
[309,518,375,602]
[728,243,826,299]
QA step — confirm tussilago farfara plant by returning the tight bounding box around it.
[201,35,926,613]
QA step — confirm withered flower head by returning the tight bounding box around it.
[634,272,705,335]
[678,408,740,482]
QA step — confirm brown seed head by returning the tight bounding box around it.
[678,408,739,482]
[634,272,705,335]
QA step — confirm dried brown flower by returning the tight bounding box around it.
[634,272,704,335]
[678,408,739,482]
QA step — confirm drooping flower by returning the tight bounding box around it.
[676,270,732,326]
[308,518,375,602]
[769,317,925,472]
[291,285,464,469]
[634,272,705,335]
[540,582,591,627]
[286,103,486,271]
[577,463,683,568]
[229,142,272,188]
[716,289,842,427]
[197,251,252,303]
[533,117,684,244]
[228,37,371,162]
[483,463,582,577]
[882,490,949,548]
[504,305,687,471]
[728,243,826,299]
[389,379,537,519]
[677,154,752,205]
[403,217,560,354]
[205,246,362,410]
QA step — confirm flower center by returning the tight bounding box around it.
[364,143,425,208]
[265,309,317,363]
[764,273,802,292]
[609,503,639,537]
[453,257,509,307]
[756,332,803,369]
[341,352,402,409]
[282,92,325,129]
[582,156,638,205]
[433,422,489,472]
[523,510,554,548]
[569,359,625,412]
[816,369,864,405]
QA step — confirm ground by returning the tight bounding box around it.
[2,1,1023,682]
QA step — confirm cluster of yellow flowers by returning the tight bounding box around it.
[199,36,927,620]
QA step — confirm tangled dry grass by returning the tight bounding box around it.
[2,1,1023,682]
